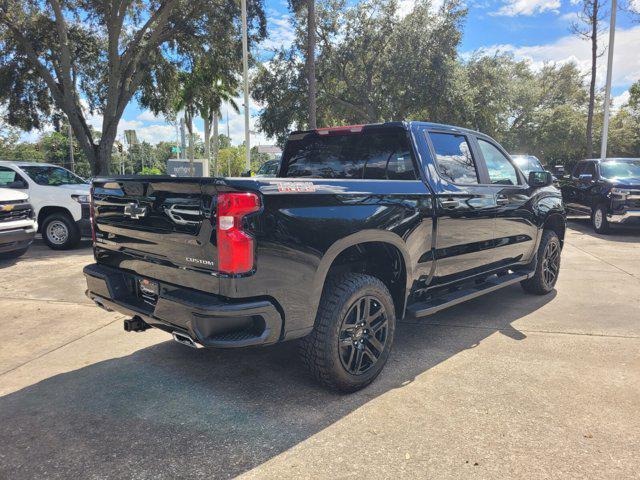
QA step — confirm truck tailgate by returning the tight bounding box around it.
[92,177,220,276]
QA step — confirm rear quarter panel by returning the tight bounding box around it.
[230,178,435,339]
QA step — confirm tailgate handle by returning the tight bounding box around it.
[164,205,201,225]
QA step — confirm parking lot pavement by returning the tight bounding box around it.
[1,226,639,479]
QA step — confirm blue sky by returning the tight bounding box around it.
[85,0,640,147]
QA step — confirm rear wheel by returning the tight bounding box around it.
[299,273,396,392]
[591,204,610,234]
[521,230,561,295]
[42,213,80,250]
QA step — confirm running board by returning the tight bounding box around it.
[406,271,533,319]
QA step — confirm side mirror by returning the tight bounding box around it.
[528,171,553,188]
[578,173,593,181]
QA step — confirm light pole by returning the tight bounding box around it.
[600,0,617,160]
[240,0,251,173]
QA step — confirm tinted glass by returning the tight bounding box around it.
[280,130,417,180]
[583,162,597,177]
[0,167,20,187]
[478,139,519,185]
[600,160,640,179]
[512,155,543,176]
[572,163,586,178]
[20,166,86,186]
[429,132,478,184]
[256,160,279,176]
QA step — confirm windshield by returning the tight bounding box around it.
[20,165,87,186]
[600,160,640,180]
[512,156,544,176]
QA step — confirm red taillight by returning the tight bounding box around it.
[216,192,260,274]
[89,186,96,243]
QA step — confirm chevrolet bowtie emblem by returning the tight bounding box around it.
[123,203,147,219]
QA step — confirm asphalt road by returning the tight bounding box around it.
[1,221,639,479]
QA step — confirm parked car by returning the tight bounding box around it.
[560,158,640,233]
[512,154,559,187]
[511,155,545,177]
[254,159,280,177]
[84,121,565,392]
[0,162,91,249]
[0,187,37,260]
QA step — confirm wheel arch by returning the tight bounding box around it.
[37,206,73,232]
[543,213,566,246]
[311,231,413,322]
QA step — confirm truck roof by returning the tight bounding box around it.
[289,120,487,139]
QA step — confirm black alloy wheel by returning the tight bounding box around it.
[541,237,561,290]
[338,296,389,375]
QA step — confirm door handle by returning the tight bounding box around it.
[440,199,459,209]
[496,195,509,206]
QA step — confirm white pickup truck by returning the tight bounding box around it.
[0,161,90,249]
[0,188,37,259]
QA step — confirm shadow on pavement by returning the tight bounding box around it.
[0,285,555,479]
[0,239,92,269]
[567,218,640,243]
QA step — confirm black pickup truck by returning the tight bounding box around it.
[84,121,565,392]
[560,158,640,233]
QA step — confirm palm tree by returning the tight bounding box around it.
[173,72,199,175]
[194,69,239,176]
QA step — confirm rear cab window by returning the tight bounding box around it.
[428,132,479,184]
[279,128,418,180]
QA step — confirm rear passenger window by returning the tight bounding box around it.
[428,132,479,184]
[280,130,417,180]
[478,139,520,185]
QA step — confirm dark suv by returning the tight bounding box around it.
[560,158,640,233]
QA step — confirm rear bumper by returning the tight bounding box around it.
[0,226,36,253]
[83,263,283,348]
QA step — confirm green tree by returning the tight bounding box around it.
[253,0,466,142]
[0,0,266,175]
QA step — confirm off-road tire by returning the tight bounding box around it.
[521,230,561,295]
[299,273,396,393]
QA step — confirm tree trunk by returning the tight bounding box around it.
[586,0,599,158]
[204,114,211,160]
[185,111,195,175]
[307,0,317,129]
[213,112,220,176]
[204,112,211,175]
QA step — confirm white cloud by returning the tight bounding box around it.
[612,90,630,110]
[493,0,560,16]
[397,0,446,19]
[478,26,640,89]
[259,12,296,53]
[136,110,164,122]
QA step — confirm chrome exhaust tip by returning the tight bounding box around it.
[172,331,202,349]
